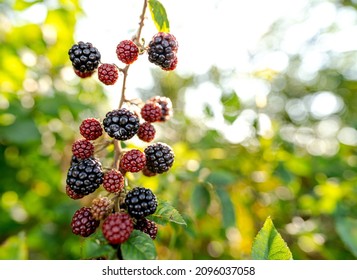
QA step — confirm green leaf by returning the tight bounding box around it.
[216,188,236,228]
[82,231,115,260]
[148,0,170,32]
[251,217,293,260]
[336,217,357,258]
[121,230,157,260]
[207,170,236,188]
[221,92,240,124]
[0,118,41,144]
[191,184,211,218]
[148,200,186,226]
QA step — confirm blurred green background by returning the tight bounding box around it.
[1,0,357,259]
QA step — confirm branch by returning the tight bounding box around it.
[113,0,148,169]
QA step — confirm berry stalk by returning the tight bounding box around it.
[114,0,148,169]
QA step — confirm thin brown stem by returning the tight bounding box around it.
[113,0,148,169]
[118,65,130,109]
[112,139,122,169]
[134,0,148,47]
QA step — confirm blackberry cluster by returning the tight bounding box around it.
[103,108,140,141]
[66,157,104,195]
[125,187,157,218]
[66,29,180,257]
[144,142,174,174]
[68,41,101,73]
[148,32,178,71]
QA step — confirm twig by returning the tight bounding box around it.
[112,0,148,169]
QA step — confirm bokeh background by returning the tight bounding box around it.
[1,0,357,259]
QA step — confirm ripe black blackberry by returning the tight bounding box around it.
[98,63,119,85]
[72,139,94,159]
[140,103,162,123]
[91,197,113,220]
[125,187,157,219]
[116,40,139,64]
[148,32,178,71]
[144,142,174,174]
[68,41,101,73]
[65,184,85,200]
[71,207,100,237]
[102,213,134,244]
[102,108,140,141]
[119,149,146,173]
[66,157,103,195]
[135,218,158,240]
[103,169,124,193]
[137,122,156,142]
[149,96,173,122]
[80,118,103,140]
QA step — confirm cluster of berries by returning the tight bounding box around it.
[68,32,178,85]
[65,95,174,245]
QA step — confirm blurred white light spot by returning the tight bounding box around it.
[309,91,343,119]
[286,99,308,122]
[186,159,199,172]
[257,113,273,138]
[18,4,47,24]
[338,127,357,146]
[316,117,340,138]
[10,205,28,223]
[20,50,37,67]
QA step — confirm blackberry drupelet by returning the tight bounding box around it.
[119,149,146,173]
[71,207,99,237]
[102,108,140,141]
[140,103,162,123]
[142,166,157,177]
[147,32,178,71]
[65,184,85,200]
[116,40,139,64]
[71,139,94,159]
[137,122,156,142]
[134,218,158,240]
[91,197,113,220]
[74,68,94,78]
[149,96,173,122]
[125,187,157,218]
[103,169,125,193]
[144,142,174,174]
[68,41,101,73]
[98,63,119,85]
[79,118,103,140]
[102,213,134,244]
[66,157,103,195]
